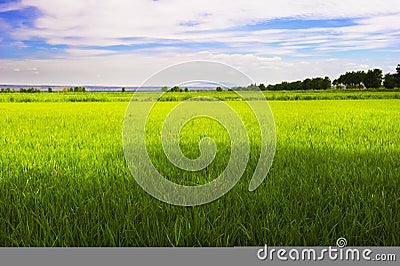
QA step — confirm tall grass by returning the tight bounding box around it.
[0,99,399,246]
[0,89,400,103]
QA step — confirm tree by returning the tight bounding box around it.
[383,73,397,89]
[266,76,331,91]
[184,87,189,92]
[20,87,40,93]
[302,78,312,90]
[246,84,259,90]
[216,86,223,92]
[1,88,14,93]
[336,71,365,88]
[121,87,126,92]
[161,86,168,92]
[48,87,53,93]
[312,77,324,90]
[396,64,400,87]
[395,64,400,86]
[258,83,266,91]
[364,69,382,88]
[73,86,86,92]
[292,81,302,90]
[383,64,400,89]
[170,86,182,92]
[355,71,366,88]
[322,76,332,90]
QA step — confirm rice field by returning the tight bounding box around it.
[0,92,399,246]
[0,89,400,103]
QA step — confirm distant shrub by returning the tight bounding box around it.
[20,88,40,93]
[0,88,14,93]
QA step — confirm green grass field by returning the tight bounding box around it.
[0,92,399,246]
[0,89,400,103]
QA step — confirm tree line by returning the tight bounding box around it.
[263,76,332,91]
[0,86,87,93]
[159,64,399,92]
[333,69,382,89]
[62,86,86,92]
[383,64,400,89]
[230,77,331,91]
[0,87,42,93]
[232,64,400,91]
[161,86,190,92]
[2,64,399,93]
[333,65,400,89]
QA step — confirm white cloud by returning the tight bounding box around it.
[2,0,399,84]
[0,1,26,12]
[65,48,117,57]
[8,0,399,47]
[1,51,392,85]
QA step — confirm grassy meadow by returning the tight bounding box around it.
[0,88,400,103]
[0,91,399,246]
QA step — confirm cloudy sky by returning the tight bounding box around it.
[0,0,399,86]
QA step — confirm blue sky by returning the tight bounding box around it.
[0,0,399,85]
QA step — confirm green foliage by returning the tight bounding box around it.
[383,73,398,89]
[267,77,331,90]
[73,86,86,92]
[170,86,182,92]
[215,86,223,92]
[364,69,383,88]
[60,87,86,92]
[333,68,390,89]
[0,88,14,93]
[161,86,169,92]
[383,64,400,89]
[121,87,126,92]
[335,71,366,88]
[19,87,41,93]
[232,83,260,91]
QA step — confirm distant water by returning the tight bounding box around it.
[0,85,217,92]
